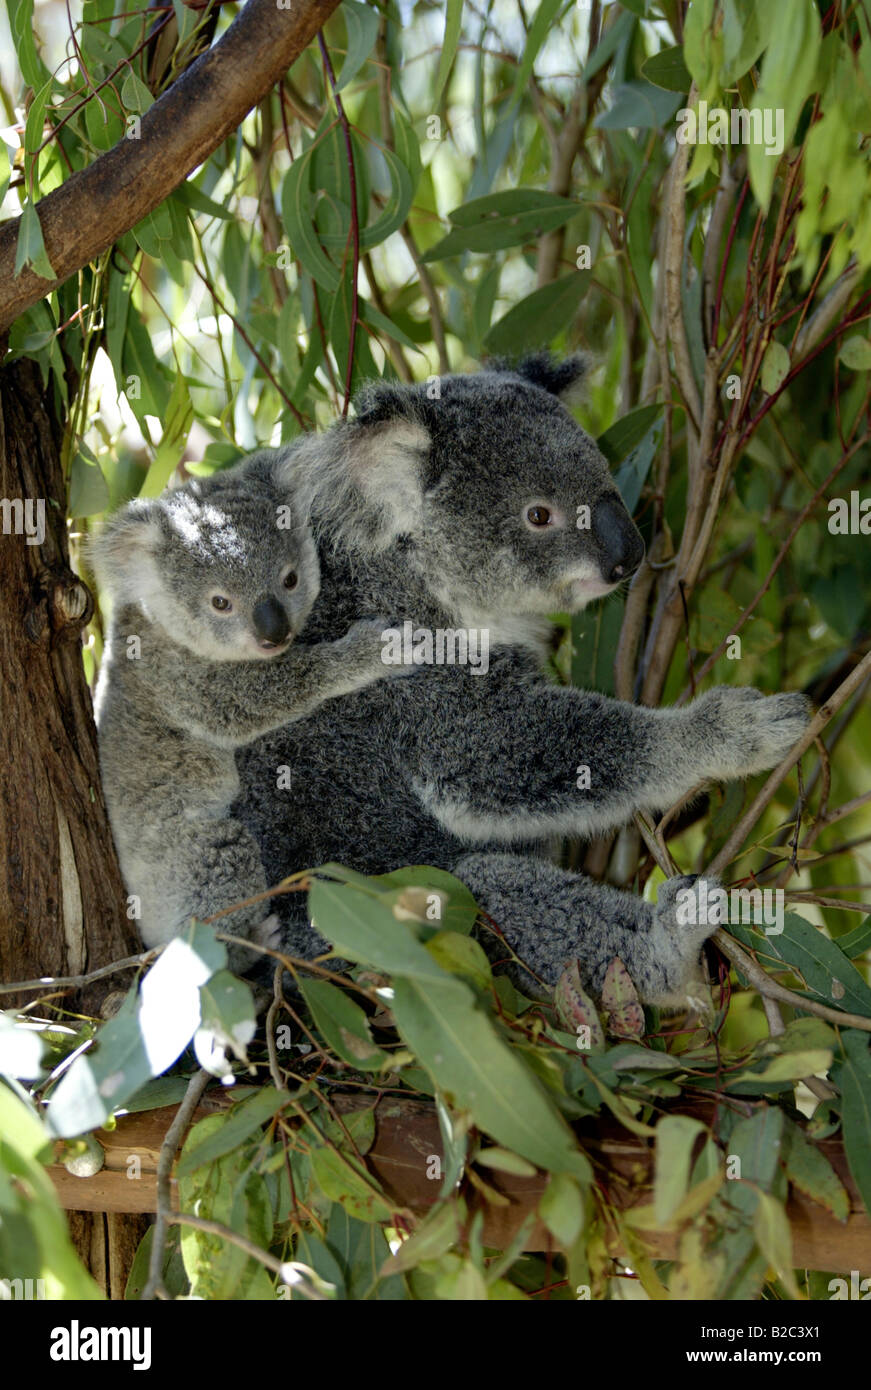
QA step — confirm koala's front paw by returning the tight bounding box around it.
[656,874,719,947]
[692,686,811,781]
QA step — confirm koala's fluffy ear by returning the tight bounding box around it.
[226,449,291,496]
[491,351,590,403]
[293,384,431,554]
[89,500,165,605]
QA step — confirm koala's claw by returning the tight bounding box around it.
[696,687,811,780]
[647,873,720,1009]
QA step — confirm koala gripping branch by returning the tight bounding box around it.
[0,0,342,334]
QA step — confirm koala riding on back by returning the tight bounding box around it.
[91,451,405,970]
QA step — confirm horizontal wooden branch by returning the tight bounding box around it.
[0,0,341,332]
[47,1092,870,1274]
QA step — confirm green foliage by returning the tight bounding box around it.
[0,1083,103,1300]
[2,868,869,1300]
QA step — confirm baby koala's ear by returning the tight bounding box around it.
[225,448,289,494]
[88,499,165,605]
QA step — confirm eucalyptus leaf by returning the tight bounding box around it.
[423,191,582,260]
[832,1030,871,1217]
[483,273,589,355]
[392,976,591,1179]
[654,1115,705,1225]
[336,0,380,91]
[641,46,691,93]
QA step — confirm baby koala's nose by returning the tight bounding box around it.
[252,595,291,647]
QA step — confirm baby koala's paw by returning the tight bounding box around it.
[693,686,811,781]
[347,617,391,642]
[354,616,418,678]
[224,912,282,976]
[251,912,283,952]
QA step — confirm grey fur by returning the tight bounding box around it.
[223,355,809,1005]
[92,451,407,970]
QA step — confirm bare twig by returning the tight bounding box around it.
[536,91,584,288]
[142,1068,210,1300]
[711,929,871,1032]
[266,965,289,1091]
[702,156,744,347]
[0,950,154,994]
[191,263,308,429]
[663,102,702,435]
[167,1213,328,1297]
[319,33,360,416]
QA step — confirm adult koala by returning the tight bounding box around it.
[235,356,809,1006]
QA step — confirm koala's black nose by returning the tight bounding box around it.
[252,595,290,647]
[593,495,645,583]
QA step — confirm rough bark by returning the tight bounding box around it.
[0,357,137,1006]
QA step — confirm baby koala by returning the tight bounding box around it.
[91,449,401,972]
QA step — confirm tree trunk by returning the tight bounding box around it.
[0,356,148,1295]
[0,357,137,1007]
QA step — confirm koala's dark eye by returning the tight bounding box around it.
[211,595,232,612]
[283,571,299,590]
[526,505,552,527]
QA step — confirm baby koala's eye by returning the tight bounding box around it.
[283,571,299,590]
[526,504,552,527]
[211,595,232,612]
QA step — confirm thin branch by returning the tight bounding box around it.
[142,1068,210,1300]
[711,929,871,1032]
[167,1213,328,1297]
[319,33,360,416]
[0,0,343,332]
[266,965,289,1091]
[191,264,308,429]
[399,228,450,375]
[703,155,744,347]
[680,430,871,701]
[0,950,154,994]
[372,21,448,375]
[663,104,702,435]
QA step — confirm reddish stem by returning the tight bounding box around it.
[318,32,360,418]
[711,176,748,347]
